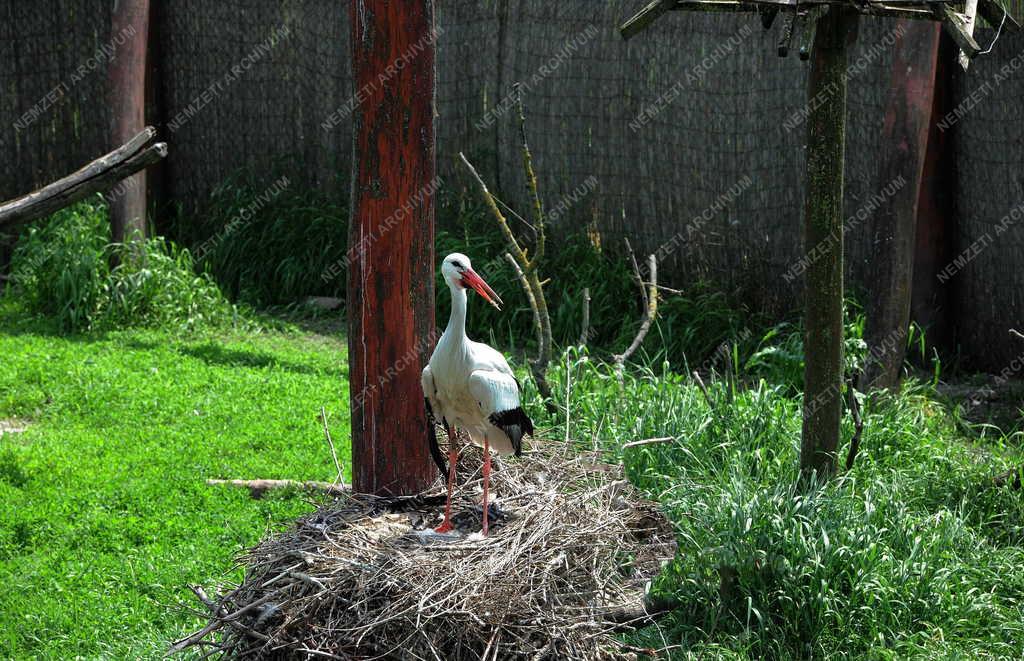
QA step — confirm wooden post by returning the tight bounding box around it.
[800,8,852,481]
[861,21,940,391]
[911,33,957,356]
[108,0,150,246]
[348,0,437,496]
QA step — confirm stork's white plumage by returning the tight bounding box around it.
[422,253,534,535]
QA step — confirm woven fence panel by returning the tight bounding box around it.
[951,26,1024,371]
[0,0,113,203]
[157,0,349,237]
[0,1,1021,367]
[458,4,903,316]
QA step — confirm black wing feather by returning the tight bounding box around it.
[424,397,447,478]
[488,407,534,457]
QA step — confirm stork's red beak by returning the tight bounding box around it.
[461,269,503,310]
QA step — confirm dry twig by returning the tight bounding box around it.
[206,479,348,499]
[845,380,865,470]
[692,370,715,410]
[319,407,345,487]
[622,436,675,449]
[458,86,556,413]
[614,253,659,377]
[578,287,591,348]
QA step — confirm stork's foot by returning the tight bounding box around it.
[434,520,455,534]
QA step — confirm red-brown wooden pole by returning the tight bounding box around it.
[861,21,940,391]
[108,0,150,245]
[348,0,437,496]
[911,32,956,359]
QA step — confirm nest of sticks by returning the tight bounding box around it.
[174,442,676,659]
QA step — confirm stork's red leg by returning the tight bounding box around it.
[435,427,458,533]
[482,435,491,536]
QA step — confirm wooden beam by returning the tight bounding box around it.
[348,0,437,497]
[958,0,980,69]
[800,7,853,482]
[0,127,166,229]
[934,5,982,60]
[108,0,150,245]
[800,8,822,60]
[778,10,797,56]
[655,0,959,21]
[861,20,941,391]
[620,0,677,39]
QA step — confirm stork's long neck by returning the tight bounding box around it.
[445,284,468,344]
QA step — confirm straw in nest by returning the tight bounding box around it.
[173,442,676,660]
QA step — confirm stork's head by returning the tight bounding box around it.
[441,253,503,310]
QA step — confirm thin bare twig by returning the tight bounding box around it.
[845,381,865,470]
[459,89,555,413]
[504,253,542,357]
[206,479,349,499]
[614,254,658,375]
[578,288,591,348]
[622,436,675,449]
[458,153,527,265]
[692,370,715,410]
[1010,328,1024,341]
[515,83,545,272]
[564,351,573,445]
[320,406,345,487]
[623,238,648,311]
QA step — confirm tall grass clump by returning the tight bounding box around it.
[9,197,238,333]
[744,303,867,394]
[175,166,348,307]
[535,352,1024,658]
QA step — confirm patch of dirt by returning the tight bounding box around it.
[936,377,1024,433]
[0,419,29,436]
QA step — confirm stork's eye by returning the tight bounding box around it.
[451,260,464,270]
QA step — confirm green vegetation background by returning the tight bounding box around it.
[1,193,1023,658]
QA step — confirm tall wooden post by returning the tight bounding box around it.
[348,0,437,496]
[861,21,940,391]
[108,0,150,245]
[800,8,853,480]
[911,34,956,357]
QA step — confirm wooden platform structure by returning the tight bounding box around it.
[622,0,1019,66]
[619,0,1017,478]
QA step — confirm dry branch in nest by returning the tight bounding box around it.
[174,443,676,660]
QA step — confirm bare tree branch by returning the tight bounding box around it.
[0,127,166,229]
[206,479,349,499]
[614,254,658,375]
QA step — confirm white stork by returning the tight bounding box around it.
[421,253,534,535]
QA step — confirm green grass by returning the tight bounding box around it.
[531,355,1024,659]
[4,192,1024,658]
[0,299,349,658]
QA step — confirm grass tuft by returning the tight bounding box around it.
[9,196,240,334]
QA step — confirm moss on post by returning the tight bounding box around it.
[800,8,853,482]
